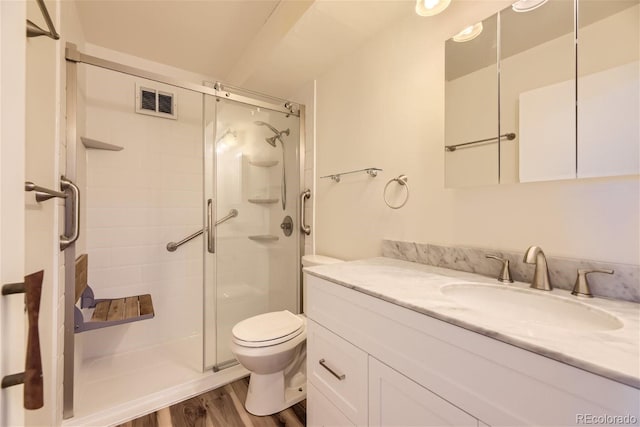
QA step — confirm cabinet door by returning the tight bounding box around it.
[308,383,355,427]
[307,319,368,425]
[369,357,478,427]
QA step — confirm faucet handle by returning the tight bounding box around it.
[572,268,614,298]
[486,255,514,283]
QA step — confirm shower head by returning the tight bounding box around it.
[265,135,278,147]
[254,121,290,147]
[254,121,289,211]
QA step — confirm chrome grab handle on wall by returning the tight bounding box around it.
[300,189,311,236]
[26,0,60,40]
[166,209,237,252]
[166,229,203,252]
[319,359,346,381]
[25,181,67,203]
[60,177,80,251]
[207,199,215,254]
[216,209,238,226]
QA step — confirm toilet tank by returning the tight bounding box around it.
[301,255,343,314]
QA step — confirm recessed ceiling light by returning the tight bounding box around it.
[452,22,483,42]
[512,0,549,13]
[415,0,451,17]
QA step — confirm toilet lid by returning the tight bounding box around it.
[232,310,303,344]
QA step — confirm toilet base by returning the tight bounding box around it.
[244,371,306,416]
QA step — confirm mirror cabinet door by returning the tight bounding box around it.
[500,0,576,183]
[445,14,499,188]
[577,0,639,178]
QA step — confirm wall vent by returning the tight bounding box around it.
[135,83,177,120]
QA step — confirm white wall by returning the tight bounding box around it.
[315,1,639,265]
[0,1,26,425]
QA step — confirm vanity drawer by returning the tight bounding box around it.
[307,319,368,426]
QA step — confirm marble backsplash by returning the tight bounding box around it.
[381,240,640,303]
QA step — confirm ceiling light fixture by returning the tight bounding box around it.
[512,0,549,13]
[452,22,483,42]
[415,0,451,17]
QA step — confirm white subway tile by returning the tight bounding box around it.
[87,248,112,269]
[88,265,143,289]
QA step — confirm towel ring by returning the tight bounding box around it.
[384,175,409,209]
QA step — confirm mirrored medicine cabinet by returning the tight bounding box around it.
[445,0,639,188]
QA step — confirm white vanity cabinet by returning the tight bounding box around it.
[369,357,478,426]
[305,273,640,427]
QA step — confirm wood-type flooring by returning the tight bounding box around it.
[117,377,305,427]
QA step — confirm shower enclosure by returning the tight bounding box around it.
[63,44,305,421]
[204,93,301,369]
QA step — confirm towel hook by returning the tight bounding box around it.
[384,175,409,209]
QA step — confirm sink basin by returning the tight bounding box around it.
[441,284,623,332]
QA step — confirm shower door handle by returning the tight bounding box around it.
[300,189,311,235]
[60,176,80,251]
[207,199,215,253]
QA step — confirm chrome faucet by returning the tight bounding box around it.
[523,246,552,291]
[485,255,513,283]
[572,268,614,297]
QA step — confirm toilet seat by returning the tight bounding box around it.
[232,310,304,348]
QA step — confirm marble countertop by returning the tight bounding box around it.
[304,257,640,389]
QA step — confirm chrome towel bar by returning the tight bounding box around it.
[445,132,516,152]
[166,209,238,252]
[26,0,60,40]
[321,167,382,183]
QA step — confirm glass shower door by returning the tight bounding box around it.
[203,95,301,369]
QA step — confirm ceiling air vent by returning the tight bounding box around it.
[135,83,177,120]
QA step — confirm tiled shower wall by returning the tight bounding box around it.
[79,65,204,360]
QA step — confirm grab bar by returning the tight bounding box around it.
[167,229,203,252]
[445,132,516,152]
[300,190,311,235]
[25,181,67,203]
[167,209,238,252]
[217,208,238,226]
[60,177,80,251]
[26,0,60,40]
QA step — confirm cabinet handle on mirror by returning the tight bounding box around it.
[319,358,346,380]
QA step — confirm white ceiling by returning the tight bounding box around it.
[75,0,415,98]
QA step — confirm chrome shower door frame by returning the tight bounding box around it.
[63,42,306,418]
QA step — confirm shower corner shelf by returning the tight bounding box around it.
[81,137,124,151]
[73,254,154,333]
[248,198,279,205]
[248,235,279,242]
[248,159,279,167]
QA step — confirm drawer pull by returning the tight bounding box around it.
[319,358,346,380]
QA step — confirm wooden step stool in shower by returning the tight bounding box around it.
[74,254,155,333]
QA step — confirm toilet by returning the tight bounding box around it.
[230,254,343,416]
